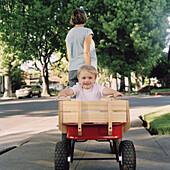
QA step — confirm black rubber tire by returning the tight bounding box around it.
[38,92,41,97]
[62,133,67,140]
[54,140,70,170]
[110,138,122,154]
[62,133,71,144]
[28,92,32,98]
[119,140,136,170]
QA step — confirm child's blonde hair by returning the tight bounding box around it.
[78,65,97,79]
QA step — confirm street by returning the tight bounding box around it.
[0,97,58,149]
[1,95,169,133]
[0,95,170,170]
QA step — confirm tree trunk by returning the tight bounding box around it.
[167,45,170,88]
[3,74,12,98]
[120,75,125,92]
[42,75,49,96]
[41,63,50,96]
[135,73,141,94]
[115,72,118,91]
[142,76,145,85]
[128,73,132,92]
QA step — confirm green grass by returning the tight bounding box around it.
[151,88,170,93]
[150,114,170,135]
[143,105,170,135]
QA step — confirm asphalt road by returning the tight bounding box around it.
[1,95,169,133]
[0,96,58,150]
[1,95,169,132]
[0,97,58,132]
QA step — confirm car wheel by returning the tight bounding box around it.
[38,92,41,97]
[28,92,33,98]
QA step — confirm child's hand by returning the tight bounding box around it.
[55,88,74,101]
[55,92,67,101]
[113,91,124,100]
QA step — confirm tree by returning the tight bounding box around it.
[22,0,72,96]
[11,68,24,92]
[1,0,168,95]
[0,39,22,97]
[0,1,30,97]
[150,52,168,87]
[50,53,69,87]
[0,0,72,96]
[168,46,170,88]
[85,0,169,91]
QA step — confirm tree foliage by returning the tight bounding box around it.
[0,0,31,97]
[50,53,69,87]
[88,0,168,77]
[66,0,168,90]
[150,53,168,79]
[0,0,71,96]
[20,0,74,95]
[0,0,169,95]
[11,68,23,92]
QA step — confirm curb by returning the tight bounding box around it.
[154,92,170,96]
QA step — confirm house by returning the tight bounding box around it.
[21,72,41,86]
[49,76,64,91]
[21,72,64,91]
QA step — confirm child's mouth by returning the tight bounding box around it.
[84,83,90,85]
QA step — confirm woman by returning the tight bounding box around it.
[66,8,97,87]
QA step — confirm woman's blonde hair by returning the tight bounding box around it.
[77,65,97,79]
[70,9,87,25]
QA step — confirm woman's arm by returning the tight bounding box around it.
[66,42,71,62]
[83,34,92,65]
[102,88,124,100]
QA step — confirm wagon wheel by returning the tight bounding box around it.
[62,133,71,151]
[110,138,122,154]
[54,140,70,170]
[119,140,136,170]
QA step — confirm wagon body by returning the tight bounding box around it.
[58,99,130,138]
[55,99,136,170]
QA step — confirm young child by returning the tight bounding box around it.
[56,65,124,101]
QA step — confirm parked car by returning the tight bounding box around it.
[15,85,41,99]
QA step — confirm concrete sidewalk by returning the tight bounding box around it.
[0,109,170,170]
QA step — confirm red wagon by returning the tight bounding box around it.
[54,99,136,170]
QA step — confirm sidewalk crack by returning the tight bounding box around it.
[0,140,30,156]
[153,137,169,158]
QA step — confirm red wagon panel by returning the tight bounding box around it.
[63,123,126,140]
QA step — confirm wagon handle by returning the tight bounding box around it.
[108,101,112,135]
[78,101,82,136]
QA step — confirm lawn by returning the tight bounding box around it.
[142,105,170,135]
[151,88,170,93]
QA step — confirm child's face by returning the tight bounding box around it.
[78,70,96,90]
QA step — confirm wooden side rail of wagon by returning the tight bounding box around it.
[58,99,130,135]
